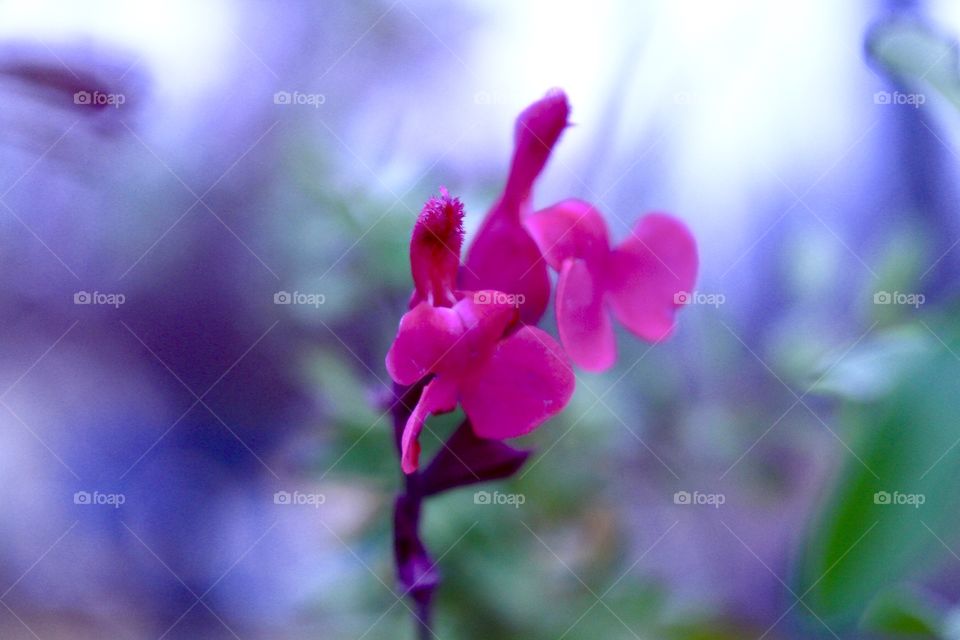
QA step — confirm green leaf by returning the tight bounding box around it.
[795,316,960,632]
[810,325,931,401]
[860,584,945,637]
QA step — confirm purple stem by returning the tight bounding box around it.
[389,380,531,638]
[391,381,437,640]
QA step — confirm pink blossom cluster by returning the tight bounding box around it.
[387,90,698,474]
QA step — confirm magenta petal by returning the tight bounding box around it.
[401,375,459,474]
[525,199,610,271]
[461,217,550,324]
[460,326,574,440]
[460,90,568,323]
[503,89,570,207]
[606,213,698,342]
[556,258,616,372]
[440,294,519,372]
[386,302,463,385]
[452,294,517,345]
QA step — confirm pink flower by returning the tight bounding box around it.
[460,89,570,324]
[387,190,574,474]
[525,199,698,372]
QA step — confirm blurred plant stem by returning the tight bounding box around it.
[391,381,438,640]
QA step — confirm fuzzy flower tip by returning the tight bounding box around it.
[411,188,464,307]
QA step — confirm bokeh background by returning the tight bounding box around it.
[2,0,960,638]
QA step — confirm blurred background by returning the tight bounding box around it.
[2,0,960,638]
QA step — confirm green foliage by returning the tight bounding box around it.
[860,585,945,637]
[796,315,960,632]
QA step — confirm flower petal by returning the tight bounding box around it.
[461,217,551,324]
[525,199,610,271]
[460,326,574,440]
[503,89,570,208]
[606,213,698,342]
[556,258,616,372]
[460,91,568,323]
[401,375,459,474]
[452,294,518,346]
[386,302,463,385]
[431,293,519,375]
